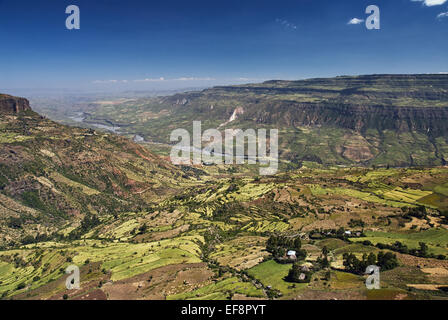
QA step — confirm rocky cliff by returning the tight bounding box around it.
[166,74,448,136]
[156,74,448,166]
[240,102,448,136]
[0,94,31,114]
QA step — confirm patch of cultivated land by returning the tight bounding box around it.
[1,165,448,300]
[1,99,448,300]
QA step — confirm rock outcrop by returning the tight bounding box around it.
[0,94,31,114]
[243,102,448,136]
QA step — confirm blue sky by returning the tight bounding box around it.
[0,0,447,91]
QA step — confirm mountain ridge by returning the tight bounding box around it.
[67,74,448,167]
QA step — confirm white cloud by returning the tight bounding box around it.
[93,79,127,84]
[437,11,448,18]
[347,18,364,25]
[412,0,447,6]
[173,77,215,81]
[133,77,165,82]
[275,18,297,30]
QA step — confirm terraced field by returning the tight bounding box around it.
[2,93,448,300]
[0,163,447,300]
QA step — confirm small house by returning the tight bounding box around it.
[287,250,297,260]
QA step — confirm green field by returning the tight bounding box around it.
[350,229,448,256]
[167,277,264,300]
[247,260,308,296]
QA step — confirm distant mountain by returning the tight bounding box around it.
[0,94,189,247]
[76,74,448,167]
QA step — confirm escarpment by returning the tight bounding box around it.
[177,74,448,136]
[242,102,448,136]
[0,94,31,114]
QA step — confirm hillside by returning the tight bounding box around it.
[0,95,192,248]
[70,74,448,167]
[1,93,448,301]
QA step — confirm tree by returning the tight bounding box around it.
[418,242,428,257]
[285,263,312,283]
[293,238,302,251]
[266,235,306,261]
[343,251,398,274]
[376,252,398,271]
[318,246,330,268]
[318,255,330,268]
[138,223,148,234]
[343,253,363,274]
[16,282,26,290]
[367,252,376,266]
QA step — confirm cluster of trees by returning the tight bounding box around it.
[438,209,448,219]
[343,251,398,274]
[20,190,63,217]
[402,206,428,219]
[212,203,243,223]
[266,235,306,260]
[348,219,365,228]
[67,214,101,240]
[137,223,148,235]
[20,233,54,245]
[79,214,101,231]
[316,246,330,269]
[285,263,313,283]
[375,241,445,260]
[7,217,25,229]
[283,246,329,284]
[309,227,362,240]
[439,210,448,225]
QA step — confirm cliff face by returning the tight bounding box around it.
[0,94,31,114]
[241,102,448,136]
[177,74,448,136]
[152,74,448,166]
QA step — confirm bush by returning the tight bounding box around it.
[343,251,398,274]
[16,282,26,290]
